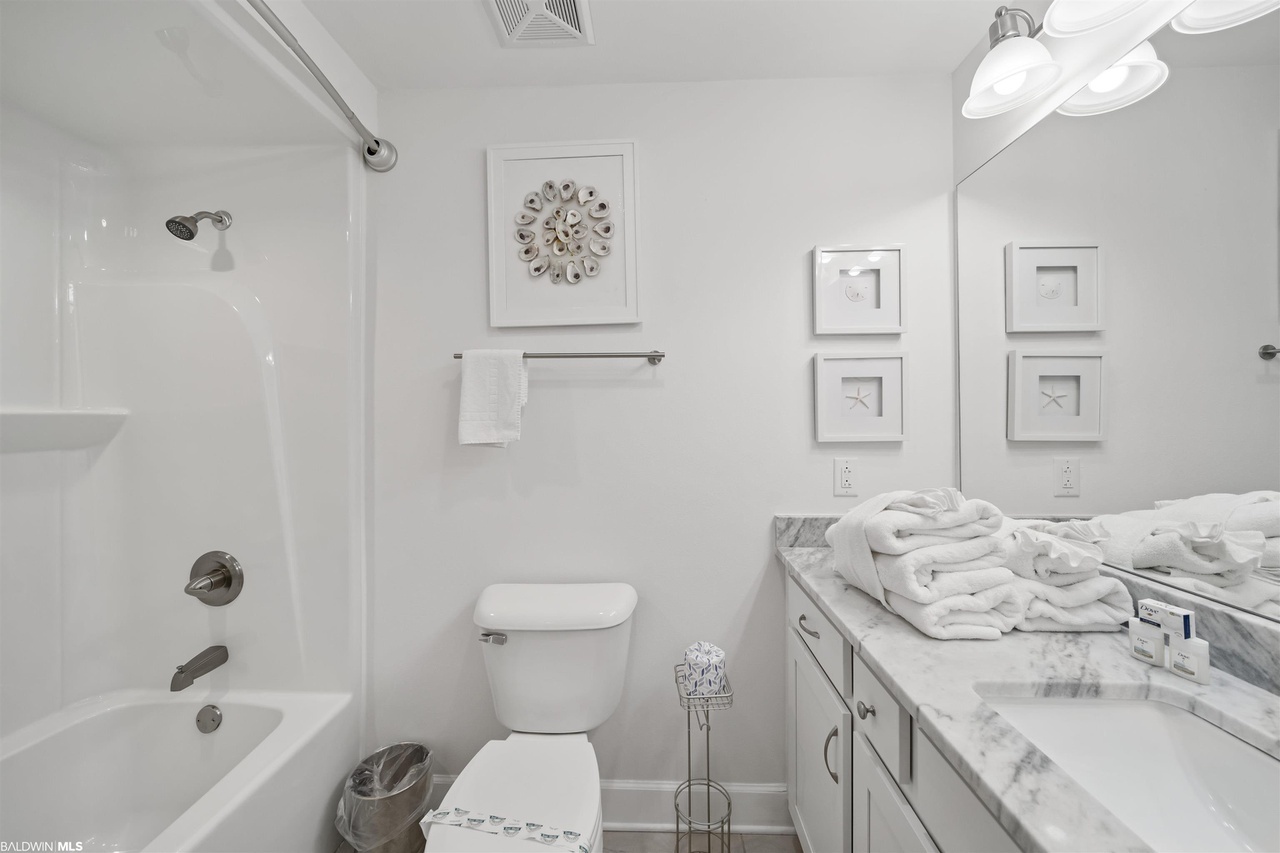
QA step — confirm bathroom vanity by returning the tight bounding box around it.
[777,524,1280,853]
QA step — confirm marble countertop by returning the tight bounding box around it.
[778,545,1280,853]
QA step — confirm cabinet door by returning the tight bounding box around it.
[851,731,938,853]
[786,628,851,853]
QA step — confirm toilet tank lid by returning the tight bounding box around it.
[474,583,638,631]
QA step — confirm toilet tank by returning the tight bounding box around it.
[474,583,638,733]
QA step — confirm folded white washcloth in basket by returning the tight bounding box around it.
[458,350,528,447]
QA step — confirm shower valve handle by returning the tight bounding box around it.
[185,551,244,607]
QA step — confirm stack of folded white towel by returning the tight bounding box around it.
[1100,491,1280,615]
[825,488,1132,640]
[997,519,1132,633]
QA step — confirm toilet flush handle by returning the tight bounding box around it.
[479,632,507,645]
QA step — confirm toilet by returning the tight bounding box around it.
[421,582,638,853]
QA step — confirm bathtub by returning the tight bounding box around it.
[0,689,356,852]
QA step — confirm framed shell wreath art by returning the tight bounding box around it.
[487,141,639,327]
[514,179,614,285]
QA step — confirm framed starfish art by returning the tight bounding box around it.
[814,353,906,442]
[1007,350,1105,441]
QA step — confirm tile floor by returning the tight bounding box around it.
[602,831,801,853]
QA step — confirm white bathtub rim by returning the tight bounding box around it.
[0,688,353,852]
[146,689,353,852]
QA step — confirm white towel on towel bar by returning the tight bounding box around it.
[458,350,527,447]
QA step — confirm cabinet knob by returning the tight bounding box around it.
[822,724,839,784]
[798,614,821,639]
[856,700,876,720]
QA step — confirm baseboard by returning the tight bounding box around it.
[430,776,793,834]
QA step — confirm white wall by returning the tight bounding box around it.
[957,65,1280,514]
[371,75,956,827]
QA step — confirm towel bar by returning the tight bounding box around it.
[453,350,665,365]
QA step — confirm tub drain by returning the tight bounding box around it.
[196,704,222,733]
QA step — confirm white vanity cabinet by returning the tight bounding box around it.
[785,576,1020,853]
[786,628,851,853]
[851,731,937,853]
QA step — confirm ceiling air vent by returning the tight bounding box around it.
[487,0,595,48]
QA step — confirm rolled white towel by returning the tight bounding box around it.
[864,489,1003,555]
[826,491,916,607]
[1133,523,1263,583]
[1228,502,1280,538]
[1264,538,1280,569]
[1029,569,1101,588]
[998,522,1103,580]
[871,538,1012,604]
[1098,514,1264,581]
[683,642,726,697]
[886,584,1024,641]
[1011,576,1132,632]
[1151,491,1279,535]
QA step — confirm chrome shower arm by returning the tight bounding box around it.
[244,0,397,172]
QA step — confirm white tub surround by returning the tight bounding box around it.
[777,542,1280,853]
[0,690,355,853]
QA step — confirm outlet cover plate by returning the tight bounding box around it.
[834,458,856,496]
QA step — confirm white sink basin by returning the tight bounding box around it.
[986,698,1280,853]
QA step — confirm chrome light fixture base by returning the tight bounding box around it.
[963,7,1063,119]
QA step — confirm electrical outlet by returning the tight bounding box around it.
[1055,457,1081,497]
[834,458,856,496]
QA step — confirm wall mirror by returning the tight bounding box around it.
[956,11,1280,621]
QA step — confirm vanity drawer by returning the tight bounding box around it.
[786,577,847,693]
[853,653,912,783]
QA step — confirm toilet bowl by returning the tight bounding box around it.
[422,583,637,853]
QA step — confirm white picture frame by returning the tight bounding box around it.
[1005,242,1102,332]
[814,353,907,442]
[813,246,905,334]
[1007,350,1105,441]
[487,141,639,327]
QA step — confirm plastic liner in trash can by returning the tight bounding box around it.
[336,742,434,853]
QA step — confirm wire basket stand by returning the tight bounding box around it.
[673,663,733,853]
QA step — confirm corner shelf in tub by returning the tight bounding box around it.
[0,408,128,453]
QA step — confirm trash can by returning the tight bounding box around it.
[336,742,434,853]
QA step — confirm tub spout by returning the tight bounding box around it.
[171,645,228,691]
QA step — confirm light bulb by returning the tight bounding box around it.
[1088,65,1130,94]
[993,71,1028,95]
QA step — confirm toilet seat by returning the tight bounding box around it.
[422,733,602,852]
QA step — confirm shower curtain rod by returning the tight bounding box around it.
[245,0,397,172]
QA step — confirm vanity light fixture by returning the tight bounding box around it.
[1171,0,1280,33]
[1056,40,1169,116]
[1041,0,1148,37]
[963,6,1064,119]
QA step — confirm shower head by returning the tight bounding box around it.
[166,210,232,241]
